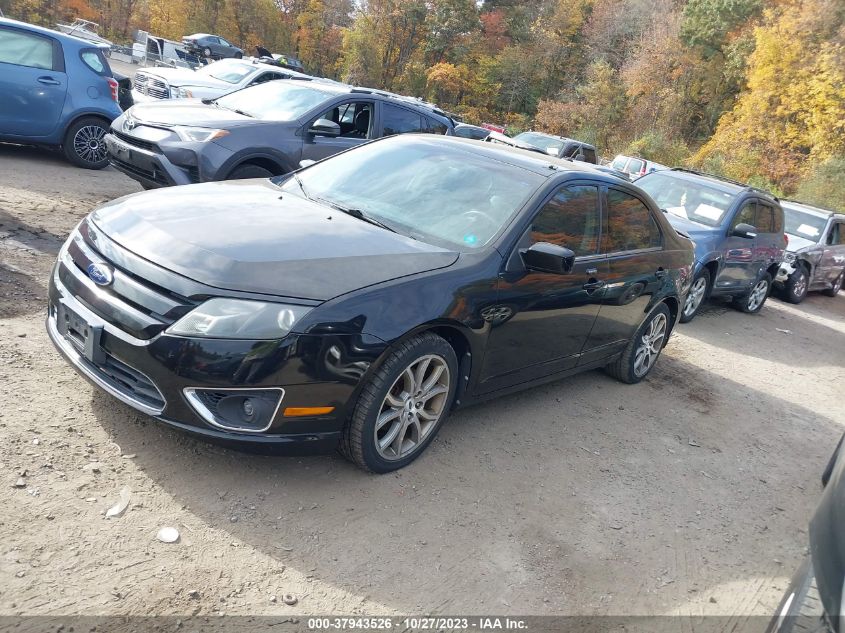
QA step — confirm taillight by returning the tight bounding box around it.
[784,233,789,246]
[107,77,118,102]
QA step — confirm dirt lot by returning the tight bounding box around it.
[1,144,843,622]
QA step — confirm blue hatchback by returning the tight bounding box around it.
[0,17,123,168]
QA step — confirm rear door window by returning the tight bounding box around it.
[603,189,662,253]
[582,148,597,163]
[626,159,644,175]
[423,116,448,135]
[754,204,775,233]
[0,27,57,70]
[80,49,110,76]
[381,104,424,136]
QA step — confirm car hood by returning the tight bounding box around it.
[90,180,459,301]
[127,100,254,128]
[138,67,232,89]
[785,233,817,253]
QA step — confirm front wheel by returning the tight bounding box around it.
[604,303,671,384]
[783,266,809,304]
[202,47,212,58]
[63,117,110,169]
[228,164,274,180]
[734,273,772,313]
[680,268,710,323]
[822,270,843,297]
[341,333,458,473]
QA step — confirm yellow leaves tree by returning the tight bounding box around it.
[148,0,187,40]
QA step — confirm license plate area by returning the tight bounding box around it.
[57,302,105,364]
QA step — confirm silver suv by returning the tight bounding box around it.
[775,200,845,303]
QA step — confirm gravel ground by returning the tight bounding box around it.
[0,143,843,620]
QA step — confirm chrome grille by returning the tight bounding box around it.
[134,72,170,99]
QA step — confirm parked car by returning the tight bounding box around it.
[0,17,123,168]
[182,33,243,60]
[255,47,306,73]
[105,79,455,188]
[637,168,786,322]
[611,154,668,179]
[512,131,598,164]
[47,135,693,472]
[131,58,314,103]
[774,200,845,303]
[765,434,844,633]
[453,123,491,140]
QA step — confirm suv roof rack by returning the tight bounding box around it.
[670,168,779,200]
[349,86,450,120]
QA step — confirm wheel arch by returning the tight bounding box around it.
[62,112,113,143]
[228,156,287,178]
[661,295,680,339]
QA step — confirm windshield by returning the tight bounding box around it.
[513,132,563,154]
[198,62,256,84]
[215,81,332,120]
[277,136,545,250]
[783,206,827,241]
[637,172,736,227]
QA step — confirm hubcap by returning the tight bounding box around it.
[683,276,707,317]
[633,313,667,377]
[374,354,450,461]
[792,272,807,298]
[747,279,769,311]
[834,273,843,294]
[73,125,107,164]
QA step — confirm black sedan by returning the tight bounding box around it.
[47,135,694,472]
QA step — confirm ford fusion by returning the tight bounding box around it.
[47,135,693,472]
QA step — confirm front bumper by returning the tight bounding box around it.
[776,259,797,284]
[46,244,380,453]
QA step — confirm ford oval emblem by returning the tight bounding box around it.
[87,262,114,286]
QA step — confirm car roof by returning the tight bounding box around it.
[435,136,624,179]
[187,33,213,38]
[781,199,840,218]
[0,17,105,49]
[516,130,596,150]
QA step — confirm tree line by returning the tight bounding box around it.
[2,0,843,208]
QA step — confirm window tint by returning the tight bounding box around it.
[604,189,662,253]
[0,27,55,70]
[382,104,424,136]
[315,101,372,138]
[829,223,845,246]
[583,148,597,163]
[530,186,600,257]
[754,204,775,233]
[423,116,448,135]
[626,159,645,175]
[771,206,784,233]
[732,202,756,228]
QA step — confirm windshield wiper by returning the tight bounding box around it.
[317,198,399,234]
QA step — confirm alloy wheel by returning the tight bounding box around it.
[747,279,769,311]
[834,273,843,294]
[683,276,707,317]
[374,354,450,461]
[73,125,107,165]
[791,271,808,299]
[633,313,667,378]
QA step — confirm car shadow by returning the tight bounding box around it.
[88,349,842,614]
[0,209,66,256]
[677,293,845,368]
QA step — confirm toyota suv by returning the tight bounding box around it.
[105,80,454,187]
[511,131,598,164]
[774,200,845,303]
[637,169,786,322]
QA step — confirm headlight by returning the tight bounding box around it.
[166,299,311,339]
[172,125,229,143]
[173,86,194,99]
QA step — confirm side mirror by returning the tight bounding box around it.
[308,118,341,137]
[521,242,575,274]
[732,223,758,239]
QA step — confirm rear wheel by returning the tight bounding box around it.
[605,303,671,384]
[63,117,110,169]
[784,266,809,304]
[680,268,710,323]
[822,270,843,297]
[340,333,458,473]
[733,273,772,313]
[202,46,212,57]
[227,164,274,180]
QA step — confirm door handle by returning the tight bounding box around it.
[583,278,606,292]
[37,76,61,85]
[655,267,667,278]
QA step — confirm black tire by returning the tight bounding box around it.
[770,559,825,633]
[733,272,772,313]
[605,303,671,384]
[680,268,710,323]
[234,52,243,59]
[822,270,843,297]
[227,164,274,180]
[340,333,458,473]
[62,117,110,169]
[783,266,809,304]
[202,47,212,58]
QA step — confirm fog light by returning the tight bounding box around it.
[183,387,284,433]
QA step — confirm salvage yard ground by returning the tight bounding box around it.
[0,144,843,620]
